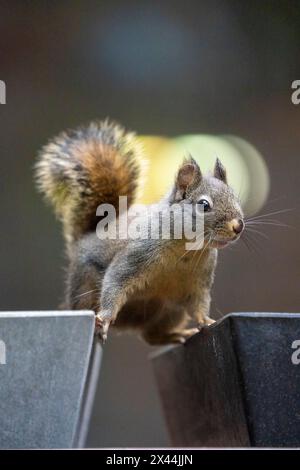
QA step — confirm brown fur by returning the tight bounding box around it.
[35,120,145,251]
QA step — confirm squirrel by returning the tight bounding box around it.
[35,119,245,345]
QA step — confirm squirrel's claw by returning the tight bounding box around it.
[95,312,111,344]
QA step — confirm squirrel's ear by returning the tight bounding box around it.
[176,156,202,198]
[214,158,227,184]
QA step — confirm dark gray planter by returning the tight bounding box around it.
[0,311,101,449]
[152,313,300,447]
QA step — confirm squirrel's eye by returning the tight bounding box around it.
[197,199,211,212]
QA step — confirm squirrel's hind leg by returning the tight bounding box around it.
[141,309,198,345]
[142,327,199,345]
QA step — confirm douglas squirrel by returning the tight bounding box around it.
[35,120,244,344]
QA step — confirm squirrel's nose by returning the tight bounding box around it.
[231,218,244,235]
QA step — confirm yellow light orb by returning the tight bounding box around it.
[138,134,269,216]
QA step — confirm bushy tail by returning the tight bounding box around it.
[35,119,145,248]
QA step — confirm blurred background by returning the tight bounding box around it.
[0,0,300,447]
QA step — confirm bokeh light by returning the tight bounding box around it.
[139,135,269,216]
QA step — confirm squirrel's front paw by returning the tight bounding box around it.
[95,311,112,343]
[198,316,216,328]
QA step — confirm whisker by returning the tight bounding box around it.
[214,306,224,320]
[176,231,210,265]
[241,233,261,258]
[73,288,99,300]
[247,217,288,224]
[246,208,293,222]
[193,236,211,273]
[246,227,269,240]
[247,232,264,253]
[191,235,209,266]
[241,235,253,254]
[246,221,292,228]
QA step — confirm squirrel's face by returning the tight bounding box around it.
[173,157,244,249]
[195,176,244,249]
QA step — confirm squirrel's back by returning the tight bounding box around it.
[35,120,145,249]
